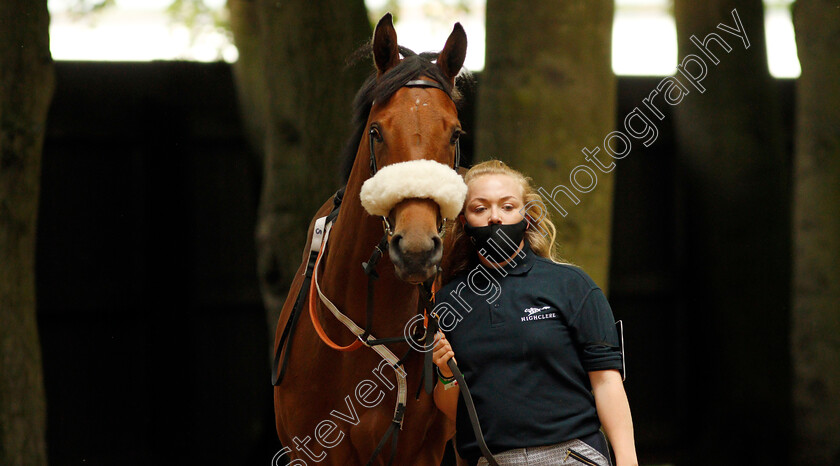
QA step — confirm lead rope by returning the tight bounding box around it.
[447,359,499,466]
[417,288,500,466]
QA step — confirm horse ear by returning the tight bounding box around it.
[373,13,400,76]
[437,23,467,85]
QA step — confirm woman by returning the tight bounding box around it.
[432,160,637,466]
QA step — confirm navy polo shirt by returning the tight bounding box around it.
[435,240,622,464]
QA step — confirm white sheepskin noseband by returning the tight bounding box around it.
[360,159,467,219]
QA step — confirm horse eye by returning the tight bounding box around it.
[450,129,463,145]
[369,126,383,143]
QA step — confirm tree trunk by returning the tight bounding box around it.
[0,1,55,465]
[673,1,790,463]
[228,0,268,158]
[791,1,840,464]
[228,0,370,329]
[476,0,616,291]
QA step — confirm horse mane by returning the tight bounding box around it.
[339,45,471,183]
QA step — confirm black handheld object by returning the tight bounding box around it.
[616,320,626,381]
[447,359,499,466]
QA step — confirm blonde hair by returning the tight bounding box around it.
[441,160,565,282]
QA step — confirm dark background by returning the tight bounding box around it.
[37,61,793,465]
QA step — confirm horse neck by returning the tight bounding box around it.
[320,146,418,335]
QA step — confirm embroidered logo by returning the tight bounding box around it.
[521,306,557,322]
[523,306,551,316]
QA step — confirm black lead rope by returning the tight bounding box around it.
[417,284,500,466]
[446,359,500,466]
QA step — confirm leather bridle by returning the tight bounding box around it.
[368,79,461,177]
[368,78,461,238]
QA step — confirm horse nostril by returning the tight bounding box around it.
[432,235,442,252]
[390,234,403,255]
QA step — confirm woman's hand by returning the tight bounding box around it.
[432,331,456,377]
[432,331,459,421]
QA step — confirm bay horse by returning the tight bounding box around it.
[272,14,468,466]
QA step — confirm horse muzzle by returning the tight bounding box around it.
[388,229,443,283]
[360,159,466,283]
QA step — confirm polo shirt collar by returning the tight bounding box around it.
[489,238,536,276]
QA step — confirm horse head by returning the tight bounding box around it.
[359,14,468,284]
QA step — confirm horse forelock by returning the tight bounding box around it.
[339,45,470,183]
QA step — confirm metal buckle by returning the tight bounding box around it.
[373,244,384,256]
[382,216,393,236]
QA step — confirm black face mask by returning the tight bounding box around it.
[463,218,528,263]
